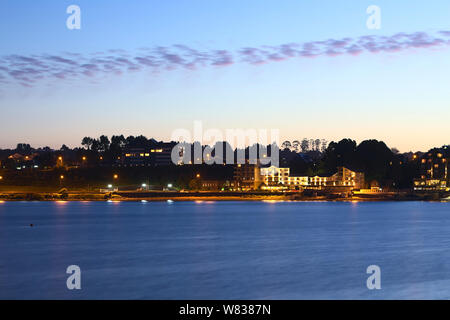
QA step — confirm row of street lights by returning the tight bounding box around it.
[57,171,177,191]
[57,156,103,164]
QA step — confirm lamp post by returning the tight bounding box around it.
[113,174,119,191]
[57,156,63,167]
[59,175,64,187]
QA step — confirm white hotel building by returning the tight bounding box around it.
[260,166,363,190]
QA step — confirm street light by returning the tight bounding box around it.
[82,156,87,161]
[0,176,3,180]
[167,183,173,188]
[113,174,118,180]
[107,184,113,189]
[196,174,200,178]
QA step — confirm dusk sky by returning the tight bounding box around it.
[1,0,449,152]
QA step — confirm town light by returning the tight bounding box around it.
[142,183,147,187]
[82,156,87,161]
[0,176,3,180]
[60,175,64,180]
[196,174,200,178]
[113,174,118,179]
[107,184,113,188]
[167,183,173,188]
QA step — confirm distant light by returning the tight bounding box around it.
[60,175,64,179]
[142,183,147,187]
[107,184,113,188]
[167,183,173,188]
[33,165,38,168]
[113,174,118,179]
[196,174,200,178]
[82,156,87,161]
[58,156,63,161]
[0,176,3,180]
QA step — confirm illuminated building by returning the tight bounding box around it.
[414,147,449,191]
[259,166,364,190]
[233,164,262,190]
[260,166,308,190]
[326,167,365,189]
[121,143,176,166]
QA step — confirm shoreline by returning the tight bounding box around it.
[0,191,447,202]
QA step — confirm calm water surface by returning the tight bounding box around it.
[0,201,450,299]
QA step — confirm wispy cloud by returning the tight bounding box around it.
[1,31,450,87]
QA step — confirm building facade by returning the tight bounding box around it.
[233,164,262,190]
[414,147,449,191]
[259,166,364,191]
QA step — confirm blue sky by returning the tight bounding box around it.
[1,0,450,151]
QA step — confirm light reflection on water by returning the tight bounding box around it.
[0,201,449,299]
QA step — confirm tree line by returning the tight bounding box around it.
[1,135,448,189]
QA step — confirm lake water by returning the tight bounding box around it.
[0,200,450,299]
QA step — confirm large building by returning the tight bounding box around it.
[150,143,175,166]
[260,166,308,189]
[122,147,151,166]
[326,167,365,188]
[414,147,449,191]
[259,166,364,190]
[122,143,176,166]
